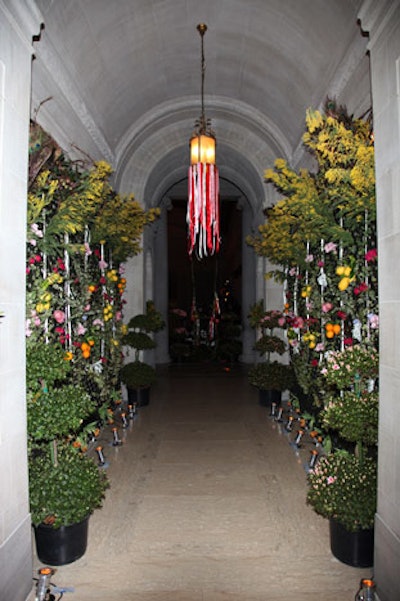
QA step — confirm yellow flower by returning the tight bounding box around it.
[64,351,73,361]
[338,277,351,291]
[301,285,312,298]
[336,266,345,276]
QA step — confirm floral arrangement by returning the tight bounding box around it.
[26,122,158,528]
[254,334,286,355]
[246,100,377,401]
[307,451,377,532]
[26,124,159,403]
[246,101,379,536]
[248,302,290,392]
[321,390,378,447]
[321,344,379,391]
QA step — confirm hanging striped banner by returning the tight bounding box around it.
[187,162,220,258]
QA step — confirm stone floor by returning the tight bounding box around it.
[28,364,373,600]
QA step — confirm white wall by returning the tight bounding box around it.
[359,2,400,600]
[0,2,42,599]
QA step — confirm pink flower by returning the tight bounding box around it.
[84,242,92,256]
[57,258,66,270]
[53,310,65,324]
[322,302,333,313]
[76,323,87,336]
[368,313,379,329]
[278,317,286,327]
[365,248,377,262]
[115,311,122,321]
[289,267,297,277]
[354,282,368,296]
[31,223,43,238]
[324,242,337,254]
[25,321,32,337]
[327,476,337,485]
[317,260,325,267]
[305,254,314,263]
[29,239,37,246]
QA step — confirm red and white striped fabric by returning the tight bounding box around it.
[187,162,220,258]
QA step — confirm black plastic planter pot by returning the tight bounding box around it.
[127,386,150,407]
[329,518,374,568]
[258,389,281,407]
[34,516,89,566]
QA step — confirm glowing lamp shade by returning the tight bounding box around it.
[190,133,216,165]
[187,23,220,258]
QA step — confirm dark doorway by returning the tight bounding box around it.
[167,198,242,361]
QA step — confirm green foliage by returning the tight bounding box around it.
[29,444,108,528]
[307,451,376,532]
[321,390,379,447]
[321,345,379,391]
[120,360,156,388]
[254,334,286,356]
[122,331,156,352]
[26,342,70,391]
[28,383,95,441]
[248,361,295,391]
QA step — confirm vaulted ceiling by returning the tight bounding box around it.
[31,0,371,214]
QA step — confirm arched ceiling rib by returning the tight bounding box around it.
[31,0,370,209]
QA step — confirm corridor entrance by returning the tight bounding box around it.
[167,199,242,363]
[29,366,373,599]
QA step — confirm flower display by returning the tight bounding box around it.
[246,101,379,538]
[321,390,379,446]
[321,345,378,391]
[307,451,377,532]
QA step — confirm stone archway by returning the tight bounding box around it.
[148,178,259,365]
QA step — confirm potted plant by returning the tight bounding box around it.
[248,303,291,405]
[120,300,165,406]
[27,342,109,566]
[248,360,295,405]
[307,344,379,567]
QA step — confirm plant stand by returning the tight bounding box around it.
[34,516,89,566]
[329,518,374,568]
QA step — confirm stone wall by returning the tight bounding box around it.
[0,2,42,599]
[359,1,400,600]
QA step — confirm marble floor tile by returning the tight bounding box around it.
[27,367,371,601]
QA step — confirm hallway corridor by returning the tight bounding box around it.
[30,366,372,600]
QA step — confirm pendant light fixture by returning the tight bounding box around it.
[187,23,220,258]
